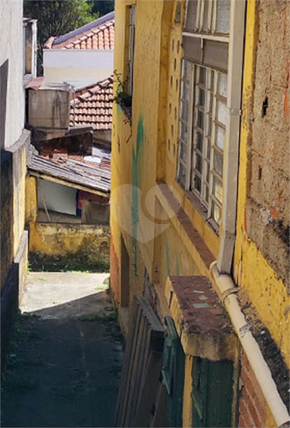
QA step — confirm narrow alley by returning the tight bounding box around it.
[1,272,123,427]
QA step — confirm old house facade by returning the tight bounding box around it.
[111,0,290,427]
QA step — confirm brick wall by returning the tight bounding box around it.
[238,352,268,428]
[246,0,290,290]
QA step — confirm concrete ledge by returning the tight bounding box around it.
[165,276,237,361]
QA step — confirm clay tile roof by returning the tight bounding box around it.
[44,11,114,50]
[70,76,113,131]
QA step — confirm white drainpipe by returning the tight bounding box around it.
[210,262,290,428]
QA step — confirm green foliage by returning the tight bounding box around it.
[28,252,110,273]
[89,0,114,16]
[23,0,98,46]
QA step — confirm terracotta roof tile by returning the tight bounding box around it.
[70,76,113,131]
[45,13,115,51]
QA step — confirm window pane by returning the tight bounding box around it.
[212,202,222,224]
[216,126,225,150]
[180,121,188,140]
[205,185,209,203]
[185,0,198,31]
[214,150,223,176]
[205,161,210,182]
[197,88,205,106]
[180,141,187,161]
[179,163,187,187]
[196,131,203,151]
[195,154,203,173]
[213,176,223,203]
[218,73,228,98]
[181,101,189,121]
[199,67,206,85]
[207,116,212,136]
[203,0,209,31]
[207,139,211,159]
[182,81,190,100]
[197,110,204,129]
[216,99,227,126]
[216,0,230,34]
[208,92,213,113]
[194,175,201,193]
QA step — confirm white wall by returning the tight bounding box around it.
[38,179,77,216]
[43,49,114,89]
[0,0,25,149]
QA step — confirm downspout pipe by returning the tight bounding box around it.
[210,262,290,428]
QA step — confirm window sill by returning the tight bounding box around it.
[178,183,220,237]
[155,183,215,276]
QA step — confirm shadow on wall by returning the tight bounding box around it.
[0,59,9,150]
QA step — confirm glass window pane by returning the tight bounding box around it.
[185,0,198,31]
[199,67,206,85]
[181,101,189,121]
[194,175,201,193]
[216,99,227,126]
[195,154,203,173]
[180,121,188,141]
[197,110,204,129]
[182,81,190,100]
[214,150,223,176]
[208,92,213,113]
[207,139,211,159]
[216,0,230,34]
[205,161,210,182]
[205,185,209,203]
[203,0,209,31]
[213,176,223,203]
[207,116,212,136]
[216,126,225,150]
[196,131,203,151]
[179,141,187,161]
[212,202,222,224]
[196,88,205,106]
[179,163,187,187]
[218,73,228,98]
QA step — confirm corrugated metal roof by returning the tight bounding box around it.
[28,145,111,193]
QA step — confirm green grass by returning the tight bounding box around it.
[28,252,110,273]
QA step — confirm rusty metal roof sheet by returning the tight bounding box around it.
[28,145,111,194]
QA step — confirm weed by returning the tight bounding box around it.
[28,252,110,273]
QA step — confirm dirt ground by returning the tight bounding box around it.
[1,272,124,427]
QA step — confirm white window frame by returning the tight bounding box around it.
[177,0,246,272]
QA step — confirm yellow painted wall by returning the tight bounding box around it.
[234,0,290,367]
[29,222,110,263]
[25,176,38,224]
[111,0,218,308]
[111,1,289,425]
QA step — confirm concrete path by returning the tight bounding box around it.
[1,272,123,427]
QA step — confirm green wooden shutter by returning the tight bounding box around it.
[192,357,233,428]
[162,316,185,427]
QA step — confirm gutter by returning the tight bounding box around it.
[210,262,290,428]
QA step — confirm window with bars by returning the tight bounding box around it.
[177,0,230,227]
